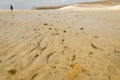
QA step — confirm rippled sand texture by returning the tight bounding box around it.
[0,10,120,80]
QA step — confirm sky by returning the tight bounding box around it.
[0,0,97,9]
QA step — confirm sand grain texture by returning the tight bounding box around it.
[0,9,120,80]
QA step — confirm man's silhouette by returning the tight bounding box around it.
[10,4,13,12]
[10,4,14,18]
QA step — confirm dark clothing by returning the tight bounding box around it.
[10,5,13,10]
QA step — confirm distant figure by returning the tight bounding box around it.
[10,4,14,19]
[10,4,13,12]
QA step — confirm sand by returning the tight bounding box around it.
[0,7,120,80]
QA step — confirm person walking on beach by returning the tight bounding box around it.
[10,4,13,12]
[10,4,14,18]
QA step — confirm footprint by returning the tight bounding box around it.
[90,43,102,50]
[94,36,99,38]
[44,23,48,26]
[31,73,38,80]
[80,27,84,30]
[76,33,79,35]
[88,52,94,57]
[34,29,37,31]
[91,43,99,49]
[72,54,76,61]
[61,39,65,44]
[49,28,52,30]
[89,52,94,55]
[35,54,39,58]
[8,69,16,75]
[63,30,67,33]
[47,51,56,63]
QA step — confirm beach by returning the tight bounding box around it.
[0,4,120,80]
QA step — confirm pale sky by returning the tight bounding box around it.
[0,0,97,9]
